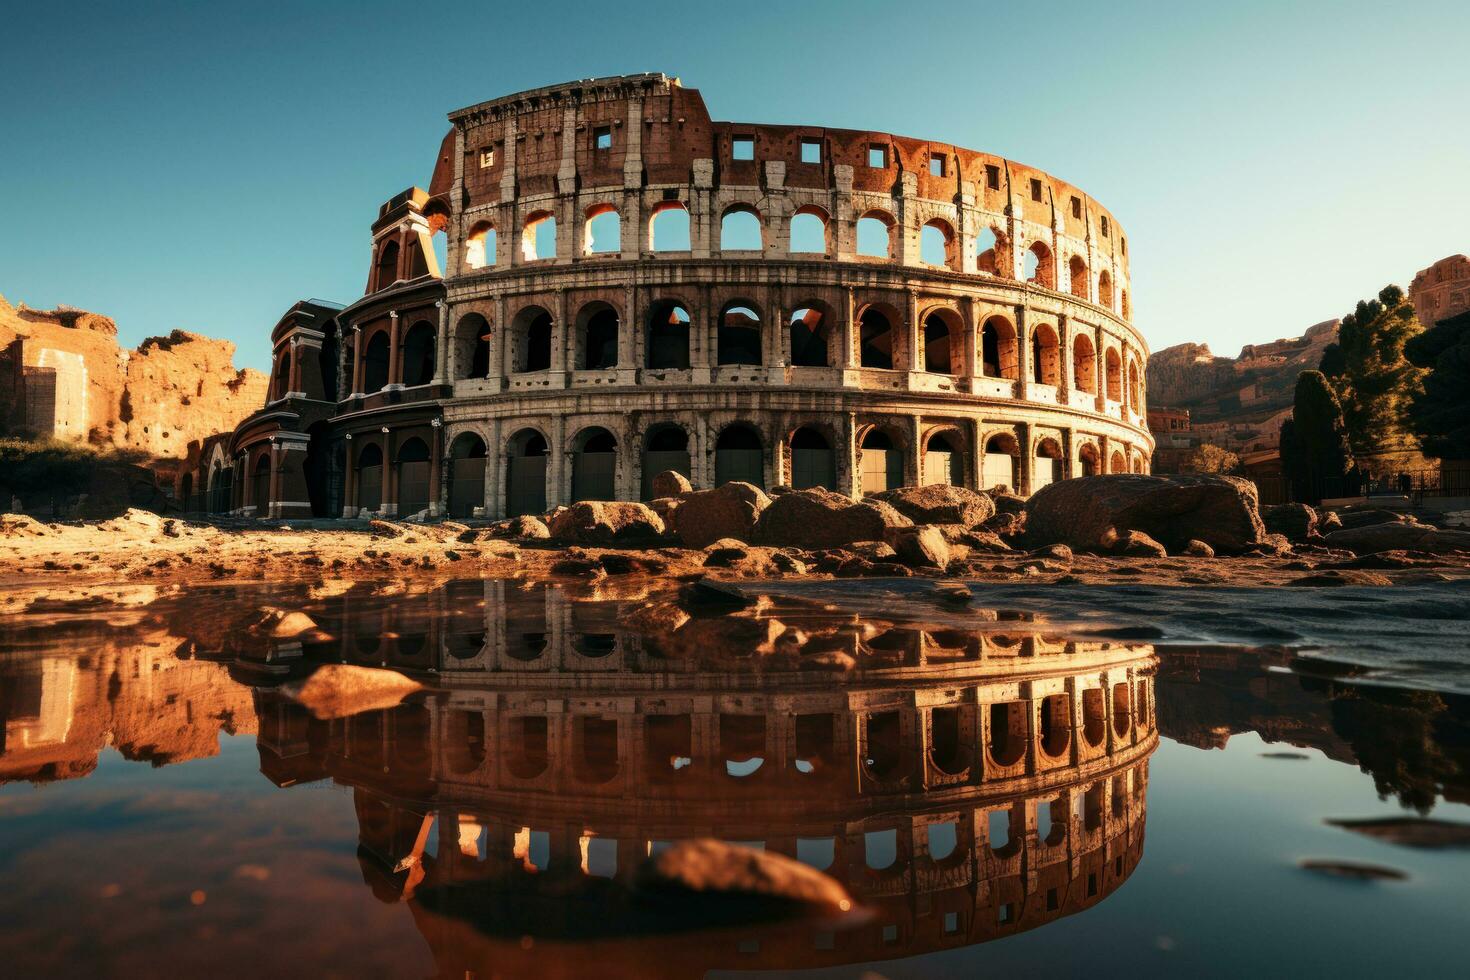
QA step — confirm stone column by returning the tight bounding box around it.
[1095,333,1107,413]
[905,289,920,373]
[909,414,924,487]
[550,415,568,507]
[429,419,444,518]
[1015,305,1031,401]
[342,434,357,518]
[1017,421,1034,495]
[490,295,506,383]
[287,337,302,395]
[387,311,402,387]
[1099,433,1112,474]
[351,325,364,396]
[433,300,448,385]
[1057,313,1071,405]
[380,427,394,516]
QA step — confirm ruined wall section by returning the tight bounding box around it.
[121,330,268,458]
[1410,254,1470,328]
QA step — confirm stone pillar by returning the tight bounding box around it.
[1099,433,1112,474]
[490,295,506,384]
[380,427,394,516]
[433,300,448,385]
[342,435,357,518]
[1061,427,1075,480]
[897,171,920,266]
[351,325,364,396]
[1057,313,1071,405]
[840,411,858,498]
[843,287,858,368]
[550,415,568,506]
[287,337,302,395]
[429,420,444,517]
[1017,421,1034,496]
[905,289,920,373]
[1095,333,1108,412]
[387,311,401,387]
[553,288,568,375]
[1015,305,1031,401]
[908,414,923,487]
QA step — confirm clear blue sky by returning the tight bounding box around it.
[4,0,1467,372]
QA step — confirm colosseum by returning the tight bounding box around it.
[202,72,1152,519]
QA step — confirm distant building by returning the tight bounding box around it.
[1410,254,1470,328]
[1147,407,1195,473]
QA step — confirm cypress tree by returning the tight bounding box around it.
[1285,371,1354,502]
[1332,285,1425,465]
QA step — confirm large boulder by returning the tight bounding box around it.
[873,484,995,526]
[636,838,852,914]
[1024,474,1266,554]
[1323,522,1470,555]
[1261,503,1318,541]
[753,488,911,549]
[548,501,665,546]
[988,491,1027,516]
[651,470,693,498]
[669,482,772,548]
[890,525,950,568]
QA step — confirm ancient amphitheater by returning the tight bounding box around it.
[198,72,1152,519]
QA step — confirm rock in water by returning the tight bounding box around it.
[753,488,911,549]
[548,501,665,546]
[1024,474,1265,554]
[872,484,994,526]
[636,839,853,914]
[670,481,771,548]
[283,665,424,720]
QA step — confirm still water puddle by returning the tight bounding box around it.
[0,578,1467,977]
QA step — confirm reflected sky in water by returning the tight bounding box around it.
[0,578,1467,978]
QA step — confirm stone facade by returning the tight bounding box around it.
[211,73,1153,520]
[1410,253,1470,328]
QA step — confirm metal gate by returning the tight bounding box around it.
[641,450,691,499]
[859,448,901,495]
[398,461,431,517]
[507,455,547,516]
[573,451,617,502]
[357,465,382,512]
[715,448,764,488]
[791,448,836,491]
[448,458,486,517]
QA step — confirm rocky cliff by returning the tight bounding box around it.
[0,294,267,458]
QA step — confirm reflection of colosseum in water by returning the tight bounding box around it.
[249,581,1157,973]
[188,71,1153,520]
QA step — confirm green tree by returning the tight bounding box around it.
[1331,285,1425,465]
[1404,309,1470,460]
[1281,371,1354,503]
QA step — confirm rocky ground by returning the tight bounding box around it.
[3,477,1469,611]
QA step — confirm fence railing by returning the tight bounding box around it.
[1251,465,1470,507]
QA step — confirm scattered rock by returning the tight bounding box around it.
[1262,503,1318,542]
[1031,543,1074,562]
[1102,528,1168,558]
[670,481,771,548]
[1324,522,1470,555]
[464,515,550,541]
[1025,474,1265,554]
[0,514,50,538]
[248,607,320,638]
[651,470,693,498]
[636,838,853,914]
[283,665,423,720]
[753,488,911,549]
[367,519,403,538]
[548,501,665,546]
[1181,539,1215,558]
[988,491,1027,515]
[1334,508,1415,530]
[981,511,1026,537]
[890,525,950,569]
[872,484,995,526]
[847,541,898,561]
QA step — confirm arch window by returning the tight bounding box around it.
[717,303,762,366]
[584,205,621,255]
[1024,241,1054,289]
[789,207,827,254]
[650,202,691,251]
[982,433,1020,492]
[859,306,897,370]
[987,702,1027,768]
[641,425,691,500]
[714,424,764,488]
[1068,255,1090,300]
[374,240,400,290]
[856,210,894,259]
[1031,324,1061,386]
[977,226,1009,276]
[1098,270,1114,309]
[1072,332,1097,393]
[788,305,830,367]
[448,433,487,518]
[980,316,1019,380]
[521,211,556,261]
[1105,348,1123,401]
[453,314,491,380]
[922,310,961,374]
[400,320,435,387]
[789,426,835,490]
[1127,361,1143,413]
[505,429,548,517]
[646,300,691,370]
[1078,444,1100,477]
[1109,449,1126,474]
[271,353,290,400]
[362,331,391,393]
[512,307,553,373]
[576,302,619,370]
[571,428,618,503]
[923,432,964,487]
[920,219,957,269]
[465,222,496,270]
[720,207,762,251]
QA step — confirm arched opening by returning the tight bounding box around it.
[584,204,621,255]
[1083,688,1106,747]
[208,463,231,514]
[862,712,903,782]
[859,306,897,369]
[395,437,432,516]
[1132,454,1146,474]
[571,427,617,502]
[1105,348,1123,402]
[1110,450,1126,474]
[454,314,491,380]
[789,207,828,254]
[1033,438,1064,491]
[362,331,390,393]
[650,202,690,252]
[1078,444,1100,477]
[400,320,435,387]
[573,717,620,785]
[318,324,339,400]
[920,218,957,269]
[1073,333,1097,392]
[646,300,691,370]
[512,306,553,373]
[923,432,964,487]
[980,316,1019,379]
[717,303,762,366]
[576,302,619,370]
[929,707,967,776]
[506,716,549,779]
[464,222,496,271]
[794,713,835,775]
[788,305,830,367]
[1127,361,1143,414]
[355,442,383,512]
[271,353,290,400]
[720,206,762,251]
[641,425,690,500]
[987,702,1026,768]
[1113,683,1132,737]
[859,427,903,495]
[790,426,835,490]
[922,310,961,374]
[982,433,1020,492]
[426,208,448,278]
[856,210,894,259]
[1038,797,1067,846]
[444,711,486,775]
[249,454,271,515]
[1069,255,1089,300]
[448,432,487,518]
[721,714,766,779]
[715,424,764,488]
[645,715,693,780]
[1039,694,1071,758]
[303,421,336,518]
[505,430,548,517]
[976,226,1010,277]
[1031,323,1061,386]
[1024,240,1054,289]
[374,240,399,290]
[521,211,556,261]
[1098,270,1114,309]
